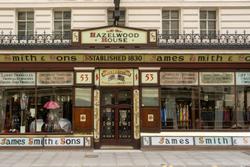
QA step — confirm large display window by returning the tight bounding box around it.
[199,72,235,129]
[35,87,72,133]
[160,72,199,129]
[161,86,199,129]
[236,72,250,129]
[0,88,35,133]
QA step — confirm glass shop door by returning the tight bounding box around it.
[100,88,133,145]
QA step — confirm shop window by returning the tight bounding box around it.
[161,87,199,129]
[36,87,72,133]
[162,10,179,36]
[108,9,125,26]
[200,10,217,38]
[236,72,250,129]
[54,11,71,39]
[18,11,34,40]
[237,86,250,128]
[75,88,92,107]
[200,86,235,129]
[141,88,159,107]
[0,88,35,134]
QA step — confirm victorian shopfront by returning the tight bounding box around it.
[1,26,250,149]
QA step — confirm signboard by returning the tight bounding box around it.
[200,72,234,85]
[194,137,232,146]
[0,138,43,147]
[141,72,158,84]
[44,137,84,147]
[1,54,250,63]
[236,72,250,85]
[0,72,35,86]
[160,72,198,85]
[76,72,93,84]
[233,137,250,146]
[100,69,134,86]
[37,72,73,86]
[81,27,148,44]
[151,137,194,146]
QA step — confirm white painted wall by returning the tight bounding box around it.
[181,8,200,34]
[0,9,16,34]
[220,8,250,34]
[71,9,106,29]
[35,9,53,34]
[126,8,161,30]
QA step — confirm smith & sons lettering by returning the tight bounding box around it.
[2,54,250,63]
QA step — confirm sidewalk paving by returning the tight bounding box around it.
[0,150,250,167]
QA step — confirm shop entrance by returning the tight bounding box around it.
[100,88,133,146]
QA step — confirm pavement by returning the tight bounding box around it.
[0,150,250,167]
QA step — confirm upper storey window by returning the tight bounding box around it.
[162,10,179,35]
[54,11,71,39]
[200,10,217,38]
[108,9,126,26]
[18,11,34,40]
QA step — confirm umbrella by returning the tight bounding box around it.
[43,100,60,110]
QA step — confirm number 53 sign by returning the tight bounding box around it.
[141,72,158,84]
[76,72,93,84]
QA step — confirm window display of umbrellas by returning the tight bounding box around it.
[43,100,60,110]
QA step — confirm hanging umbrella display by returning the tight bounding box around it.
[43,100,60,110]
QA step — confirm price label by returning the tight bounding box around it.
[76,72,92,84]
[141,72,158,84]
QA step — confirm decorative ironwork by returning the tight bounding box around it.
[157,31,250,49]
[1,30,250,49]
[0,31,71,49]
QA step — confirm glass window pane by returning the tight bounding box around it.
[18,22,26,31]
[75,88,92,107]
[120,10,125,20]
[162,21,169,31]
[142,88,159,107]
[27,22,34,31]
[162,11,169,19]
[208,11,216,19]
[18,12,26,20]
[27,12,34,20]
[208,21,216,30]
[200,11,207,19]
[108,10,113,20]
[0,88,35,133]
[200,21,207,30]
[161,87,199,129]
[118,90,132,105]
[63,31,71,39]
[200,86,235,129]
[54,11,62,19]
[63,21,71,30]
[171,20,179,30]
[54,21,62,30]
[171,30,179,35]
[18,31,26,39]
[237,86,250,128]
[63,11,71,19]
[171,11,179,19]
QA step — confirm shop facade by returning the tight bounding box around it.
[0,53,250,148]
[0,26,250,149]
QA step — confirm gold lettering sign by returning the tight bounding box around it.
[100,69,134,86]
[160,72,198,85]
[200,72,235,85]
[37,72,73,86]
[81,27,148,44]
[0,54,250,63]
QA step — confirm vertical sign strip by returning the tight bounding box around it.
[133,89,140,140]
[94,89,100,141]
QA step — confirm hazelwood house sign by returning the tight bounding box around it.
[72,26,157,45]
